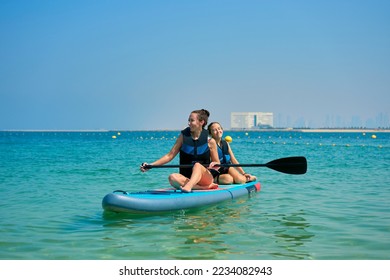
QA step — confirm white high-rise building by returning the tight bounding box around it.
[231,112,274,129]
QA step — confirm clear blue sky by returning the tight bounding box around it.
[1,0,389,130]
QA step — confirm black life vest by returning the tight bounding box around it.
[217,140,231,164]
[217,140,231,174]
[179,127,210,178]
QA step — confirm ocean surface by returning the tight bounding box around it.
[0,130,389,260]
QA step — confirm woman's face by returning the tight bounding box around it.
[209,123,223,139]
[188,113,204,131]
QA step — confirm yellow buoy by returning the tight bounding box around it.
[225,135,232,143]
[112,135,117,139]
[371,135,377,139]
[117,132,121,136]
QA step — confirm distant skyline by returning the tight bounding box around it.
[274,112,389,129]
[1,0,389,130]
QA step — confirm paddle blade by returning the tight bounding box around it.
[265,156,307,175]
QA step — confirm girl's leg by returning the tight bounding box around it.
[230,168,257,184]
[228,168,246,184]
[216,174,234,185]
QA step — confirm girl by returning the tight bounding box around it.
[207,122,257,184]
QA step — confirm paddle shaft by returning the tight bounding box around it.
[145,163,267,168]
[144,156,307,175]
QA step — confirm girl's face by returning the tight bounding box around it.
[209,123,223,139]
[188,113,204,131]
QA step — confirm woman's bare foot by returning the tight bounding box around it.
[181,182,219,192]
[171,178,189,191]
[207,182,219,189]
[180,185,192,193]
[180,178,193,192]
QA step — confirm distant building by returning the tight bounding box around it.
[231,112,274,129]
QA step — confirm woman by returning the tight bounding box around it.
[140,109,219,192]
[207,122,256,184]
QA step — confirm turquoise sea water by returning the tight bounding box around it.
[0,130,389,260]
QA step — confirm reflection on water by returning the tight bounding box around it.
[97,198,315,259]
[266,210,314,259]
[99,198,257,259]
[169,203,247,259]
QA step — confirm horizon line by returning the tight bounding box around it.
[2,127,390,133]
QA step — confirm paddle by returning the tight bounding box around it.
[143,156,307,175]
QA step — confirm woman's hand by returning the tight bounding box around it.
[140,162,150,172]
[208,161,220,171]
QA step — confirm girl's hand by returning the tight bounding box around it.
[243,173,256,182]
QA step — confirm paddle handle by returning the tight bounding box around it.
[144,164,192,169]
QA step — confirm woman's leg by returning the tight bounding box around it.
[168,173,189,189]
[181,163,218,192]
